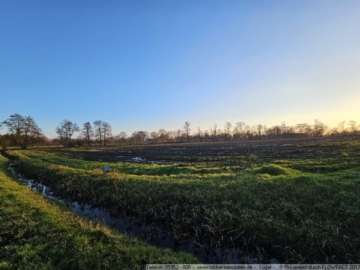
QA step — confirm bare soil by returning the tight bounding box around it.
[55,136,358,166]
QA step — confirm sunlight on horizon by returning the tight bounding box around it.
[0,0,359,138]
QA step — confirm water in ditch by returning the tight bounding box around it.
[8,162,275,264]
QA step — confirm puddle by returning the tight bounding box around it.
[8,162,275,264]
[114,155,171,164]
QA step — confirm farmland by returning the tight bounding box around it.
[4,136,360,264]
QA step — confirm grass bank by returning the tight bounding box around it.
[0,154,198,269]
[4,140,360,263]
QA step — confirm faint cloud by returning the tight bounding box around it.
[294,61,299,66]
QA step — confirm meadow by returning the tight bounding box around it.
[3,137,360,263]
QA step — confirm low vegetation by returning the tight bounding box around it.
[0,155,198,269]
[4,138,360,263]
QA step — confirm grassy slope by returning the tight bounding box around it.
[20,150,227,176]
[6,140,360,263]
[0,155,198,270]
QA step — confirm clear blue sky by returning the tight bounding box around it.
[1,0,359,138]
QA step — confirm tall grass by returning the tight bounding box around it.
[0,155,198,269]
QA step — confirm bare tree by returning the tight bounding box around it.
[183,121,191,142]
[150,131,158,141]
[281,122,288,134]
[55,126,65,143]
[82,122,94,146]
[295,123,304,134]
[313,119,327,137]
[233,122,245,140]
[102,122,112,146]
[119,132,127,144]
[224,122,232,141]
[131,132,138,144]
[132,131,148,144]
[76,133,84,146]
[248,125,257,140]
[93,120,103,146]
[203,130,210,141]
[348,120,357,135]
[175,129,182,142]
[56,120,79,146]
[338,121,346,135]
[23,116,43,147]
[158,129,168,142]
[2,113,43,149]
[209,124,217,141]
[262,125,267,138]
[197,127,204,142]
[139,131,148,142]
[256,124,263,139]
[169,131,177,142]
[113,135,120,145]
[2,113,24,147]
[274,125,281,137]
[295,123,313,136]
[328,127,338,136]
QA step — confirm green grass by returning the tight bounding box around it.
[4,139,360,263]
[19,150,224,176]
[0,155,198,270]
[251,164,301,176]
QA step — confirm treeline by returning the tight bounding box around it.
[54,119,112,146]
[54,119,359,145]
[0,114,46,149]
[126,119,360,144]
[0,114,359,148]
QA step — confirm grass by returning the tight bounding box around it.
[0,154,198,269]
[19,150,223,176]
[3,139,360,263]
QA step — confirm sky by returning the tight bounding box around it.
[1,0,359,138]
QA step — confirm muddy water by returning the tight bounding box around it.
[8,162,272,264]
